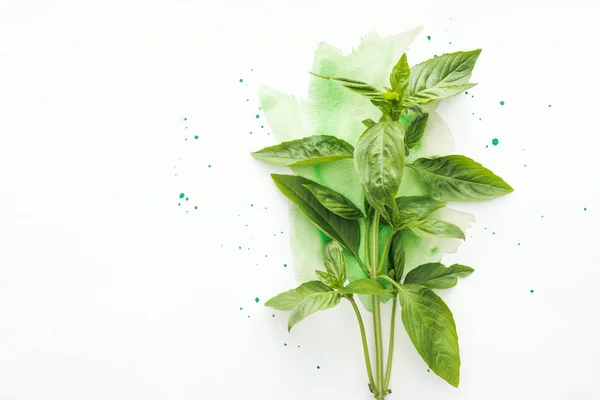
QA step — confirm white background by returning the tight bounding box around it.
[1,1,599,399]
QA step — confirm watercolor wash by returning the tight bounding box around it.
[251,29,513,399]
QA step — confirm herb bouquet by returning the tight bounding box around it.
[251,48,512,399]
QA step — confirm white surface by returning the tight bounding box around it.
[1,1,599,399]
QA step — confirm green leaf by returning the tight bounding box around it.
[398,284,461,387]
[396,196,445,222]
[354,121,405,224]
[323,241,347,283]
[403,219,465,240]
[251,135,354,166]
[400,105,429,149]
[390,53,410,98]
[288,291,341,332]
[405,50,481,105]
[404,263,474,289]
[303,183,364,220]
[388,231,406,282]
[310,72,392,116]
[315,270,341,289]
[265,281,332,311]
[340,279,392,295]
[409,155,514,201]
[271,174,361,258]
[362,118,376,128]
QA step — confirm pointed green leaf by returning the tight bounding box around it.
[354,121,405,224]
[390,53,410,98]
[403,219,465,240]
[388,231,406,282]
[271,174,361,258]
[288,291,341,332]
[400,105,429,149]
[265,281,332,311]
[340,279,392,295]
[251,135,354,166]
[404,263,474,288]
[405,50,481,104]
[398,284,461,387]
[396,196,445,222]
[303,183,364,220]
[409,155,514,201]
[309,72,392,116]
[362,118,376,128]
[323,241,347,283]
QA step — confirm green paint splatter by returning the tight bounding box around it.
[255,114,260,119]
[284,263,287,267]
[548,104,552,107]
[518,243,521,246]
[194,206,198,210]
[530,289,534,293]
[255,297,260,303]
[179,193,185,198]
[284,343,287,346]
[316,366,320,370]
[500,101,505,106]
[465,91,469,95]
[239,78,243,83]
[584,207,587,211]
[249,131,252,135]
[183,117,187,121]
[427,35,431,41]
[208,165,212,168]
[194,135,198,139]
[185,197,189,201]
[492,138,499,146]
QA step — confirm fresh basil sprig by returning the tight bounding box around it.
[252,47,512,399]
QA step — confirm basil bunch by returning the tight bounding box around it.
[251,49,512,399]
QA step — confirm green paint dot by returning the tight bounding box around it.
[194,206,198,210]
[255,114,260,119]
[548,104,552,107]
[177,203,180,206]
[500,101,505,105]
[524,164,527,167]
[250,204,254,207]
[183,117,187,121]
[208,165,211,168]
[492,138,499,146]
[317,366,320,370]
[272,314,275,317]
[284,343,287,346]
[249,131,252,135]
[465,91,469,95]
[260,125,264,128]
[427,35,431,41]
[185,197,189,201]
[433,54,438,58]
[194,135,198,139]
[427,369,430,372]
[179,193,185,198]
[530,289,534,293]
[486,145,489,148]
[518,243,521,246]
[240,307,242,311]
[255,297,260,303]
[284,263,287,267]
[584,207,587,211]
[239,78,243,83]
[449,42,452,44]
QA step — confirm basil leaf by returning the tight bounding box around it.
[405,50,481,105]
[390,53,410,98]
[400,105,429,149]
[340,279,392,295]
[323,241,347,283]
[315,270,341,289]
[362,118,376,128]
[251,135,354,166]
[265,281,332,311]
[388,231,406,283]
[398,284,461,387]
[288,291,341,332]
[354,121,405,224]
[271,174,361,258]
[403,219,465,240]
[303,183,364,220]
[409,155,514,201]
[404,263,474,289]
[310,72,392,116]
[396,196,445,222]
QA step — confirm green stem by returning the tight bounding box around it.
[370,211,385,397]
[376,233,395,275]
[347,297,375,390]
[384,296,398,391]
[378,274,403,292]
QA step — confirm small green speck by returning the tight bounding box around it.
[272,314,275,318]
[433,54,438,58]
[427,369,430,372]
[518,243,521,246]
[427,35,431,41]
[530,289,534,293]
[548,104,552,107]
[260,125,264,128]
[240,307,242,311]
[239,78,243,83]
[177,203,180,206]
[584,207,587,211]
[449,42,452,44]
[492,138,499,146]
[316,366,320,370]
[465,91,469,95]
[430,246,439,255]
[250,204,254,207]
[284,263,287,267]
[179,193,185,199]
[194,135,198,139]
[500,101,505,106]
[194,206,198,210]
[255,114,260,119]
[284,343,287,346]
[486,145,489,148]
[208,165,211,168]
[255,297,260,303]
[183,117,187,121]
[249,131,252,135]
